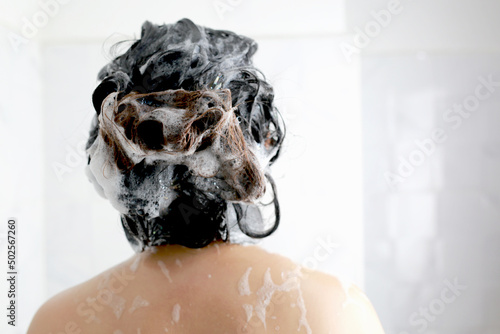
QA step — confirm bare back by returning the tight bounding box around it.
[28,243,384,333]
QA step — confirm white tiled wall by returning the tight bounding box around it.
[0,25,45,334]
[362,54,500,333]
[351,0,500,332]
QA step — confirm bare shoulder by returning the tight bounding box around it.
[214,244,385,333]
[27,280,90,334]
[26,261,131,334]
[27,244,385,334]
[298,268,386,334]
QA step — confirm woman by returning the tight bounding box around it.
[28,18,385,333]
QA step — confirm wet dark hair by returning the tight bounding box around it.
[86,18,285,250]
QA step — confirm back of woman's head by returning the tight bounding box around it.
[85,18,285,251]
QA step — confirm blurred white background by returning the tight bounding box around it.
[0,0,499,333]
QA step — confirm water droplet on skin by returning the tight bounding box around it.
[158,260,173,283]
[109,294,126,319]
[337,276,364,310]
[130,255,142,272]
[214,243,221,255]
[128,295,150,314]
[238,267,252,296]
[97,272,112,290]
[172,303,181,323]
[245,266,311,333]
[242,304,253,322]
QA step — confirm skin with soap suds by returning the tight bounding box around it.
[172,303,181,323]
[128,295,150,314]
[158,260,174,283]
[238,266,252,296]
[242,303,253,322]
[129,255,142,272]
[28,243,385,333]
[109,295,126,319]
